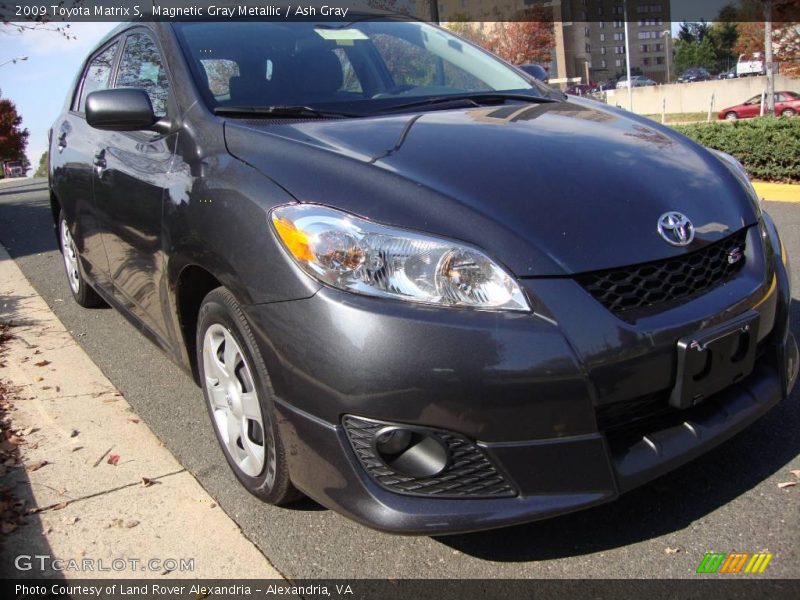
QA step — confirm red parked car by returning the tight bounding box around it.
[718,91,800,120]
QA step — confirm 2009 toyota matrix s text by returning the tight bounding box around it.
[48,17,797,535]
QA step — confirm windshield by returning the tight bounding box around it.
[173,20,550,116]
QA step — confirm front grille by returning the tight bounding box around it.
[577,229,748,316]
[343,416,517,499]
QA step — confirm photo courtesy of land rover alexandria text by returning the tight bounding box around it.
[48,17,798,534]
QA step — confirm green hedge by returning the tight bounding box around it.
[672,117,800,183]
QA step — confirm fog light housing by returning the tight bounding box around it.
[373,426,449,478]
[342,415,517,499]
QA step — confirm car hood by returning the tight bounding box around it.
[224,99,758,276]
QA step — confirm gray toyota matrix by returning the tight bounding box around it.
[49,18,797,534]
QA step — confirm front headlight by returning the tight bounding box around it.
[710,149,763,217]
[270,204,530,312]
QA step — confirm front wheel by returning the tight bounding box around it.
[781,108,796,118]
[725,111,738,120]
[58,212,104,308]
[197,287,299,505]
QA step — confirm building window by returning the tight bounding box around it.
[656,57,665,65]
[613,20,623,28]
[614,32,624,41]
[600,33,606,42]
[600,46,607,55]
[642,58,652,66]
[601,59,607,68]
[615,46,625,54]
[615,59,623,67]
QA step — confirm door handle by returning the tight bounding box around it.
[57,132,68,153]
[93,149,107,175]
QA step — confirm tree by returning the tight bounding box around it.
[708,21,740,71]
[34,151,48,178]
[483,20,554,66]
[0,96,29,165]
[674,37,717,73]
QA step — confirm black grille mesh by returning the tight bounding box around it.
[342,416,516,498]
[577,229,748,316]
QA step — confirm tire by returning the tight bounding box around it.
[781,108,796,118]
[196,287,299,505]
[725,112,738,120]
[58,211,104,308]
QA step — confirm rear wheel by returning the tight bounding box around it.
[197,287,299,505]
[58,212,104,308]
[781,108,796,117]
[725,111,738,120]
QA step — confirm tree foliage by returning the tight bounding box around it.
[0,96,29,165]
[34,151,48,178]
[444,10,554,66]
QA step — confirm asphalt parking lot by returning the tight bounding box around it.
[1,177,798,578]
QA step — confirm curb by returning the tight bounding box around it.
[752,182,800,203]
[0,244,283,580]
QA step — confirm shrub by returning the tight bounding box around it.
[672,117,800,183]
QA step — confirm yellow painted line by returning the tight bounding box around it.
[752,181,800,203]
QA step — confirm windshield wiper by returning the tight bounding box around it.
[380,93,559,113]
[214,105,361,118]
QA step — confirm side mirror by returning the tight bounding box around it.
[85,88,158,131]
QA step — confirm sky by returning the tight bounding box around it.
[0,22,118,170]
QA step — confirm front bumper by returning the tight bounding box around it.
[243,222,797,535]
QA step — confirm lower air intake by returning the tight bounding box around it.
[342,415,517,499]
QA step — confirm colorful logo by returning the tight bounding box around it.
[696,552,773,574]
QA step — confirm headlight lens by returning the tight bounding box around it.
[271,204,530,312]
[710,149,762,217]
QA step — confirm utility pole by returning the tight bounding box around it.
[663,30,671,83]
[430,0,439,24]
[764,0,775,114]
[623,0,633,110]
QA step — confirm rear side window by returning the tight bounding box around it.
[77,43,118,112]
[115,33,170,117]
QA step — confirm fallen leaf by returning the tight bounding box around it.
[27,460,49,472]
[107,453,120,466]
[72,446,83,453]
[124,520,139,529]
[790,470,800,479]
[140,477,153,488]
[52,502,68,511]
[69,430,79,438]
[665,547,681,554]
[777,481,797,489]
[34,360,51,367]
[127,417,140,424]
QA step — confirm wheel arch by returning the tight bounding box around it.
[174,263,224,384]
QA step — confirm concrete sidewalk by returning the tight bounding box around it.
[0,245,283,579]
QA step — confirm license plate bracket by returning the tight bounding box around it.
[670,311,760,410]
